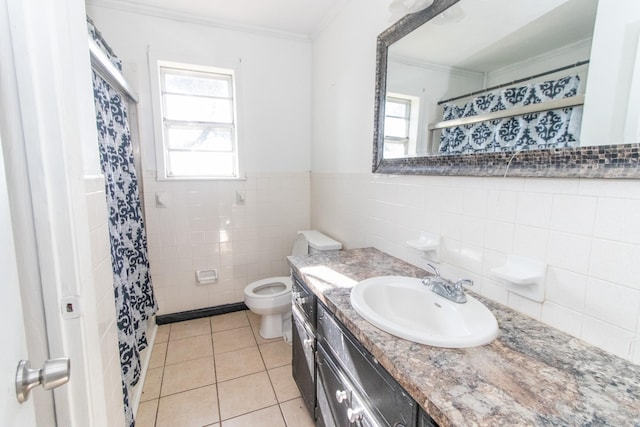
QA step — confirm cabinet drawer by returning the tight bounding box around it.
[317,346,382,427]
[317,303,417,427]
[292,275,315,328]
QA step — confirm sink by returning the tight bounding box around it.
[350,276,499,348]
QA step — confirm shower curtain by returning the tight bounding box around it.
[439,75,582,154]
[89,19,157,427]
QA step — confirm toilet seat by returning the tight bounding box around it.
[245,276,292,298]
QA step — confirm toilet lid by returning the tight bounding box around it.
[291,233,309,256]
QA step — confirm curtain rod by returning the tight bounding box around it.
[437,59,590,106]
[429,94,585,131]
[89,38,138,103]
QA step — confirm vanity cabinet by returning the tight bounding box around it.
[292,273,439,427]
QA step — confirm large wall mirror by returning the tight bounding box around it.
[373,0,640,178]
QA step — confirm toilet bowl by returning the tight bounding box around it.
[244,277,292,339]
[244,230,342,340]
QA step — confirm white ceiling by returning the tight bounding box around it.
[90,0,351,36]
[391,0,598,72]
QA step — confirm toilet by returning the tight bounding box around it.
[244,230,342,339]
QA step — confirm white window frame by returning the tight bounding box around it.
[150,57,244,180]
[384,93,420,158]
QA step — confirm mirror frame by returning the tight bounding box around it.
[373,0,640,178]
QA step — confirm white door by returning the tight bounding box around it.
[1,0,114,424]
[0,136,37,426]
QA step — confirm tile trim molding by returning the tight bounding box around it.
[156,302,249,325]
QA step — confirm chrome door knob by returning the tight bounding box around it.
[16,358,70,403]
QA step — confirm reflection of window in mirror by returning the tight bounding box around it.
[384,94,419,158]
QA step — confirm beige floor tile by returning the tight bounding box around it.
[155,324,170,343]
[279,397,314,427]
[268,366,300,402]
[135,399,158,427]
[212,326,256,355]
[161,356,215,397]
[166,334,213,365]
[215,346,265,382]
[156,385,219,427]
[222,405,286,427]
[141,367,163,402]
[218,371,277,420]
[149,341,167,369]
[211,311,250,332]
[170,317,212,341]
[259,340,292,369]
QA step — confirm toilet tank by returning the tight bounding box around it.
[298,230,342,254]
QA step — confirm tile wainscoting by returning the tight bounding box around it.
[143,172,311,316]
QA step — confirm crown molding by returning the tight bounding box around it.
[86,0,313,43]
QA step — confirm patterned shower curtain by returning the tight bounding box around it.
[439,75,582,154]
[89,19,158,427]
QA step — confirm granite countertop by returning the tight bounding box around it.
[287,247,640,427]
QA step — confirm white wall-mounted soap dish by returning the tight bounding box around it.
[195,269,218,285]
[407,232,440,263]
[491,255,546,302]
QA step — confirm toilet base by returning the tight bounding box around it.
[259,312,286,339]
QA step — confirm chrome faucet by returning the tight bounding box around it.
[421,264,473,304]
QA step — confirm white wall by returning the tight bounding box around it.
[311,0,640,364]
[311,0,390,173]
[485,39,592,88]
[87,5,312,314]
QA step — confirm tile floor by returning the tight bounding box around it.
[136,310,314,427]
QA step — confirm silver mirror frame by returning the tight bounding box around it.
[372,0,640,178]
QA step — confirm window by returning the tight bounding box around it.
[384,96,412,158]
[157,63,240,179]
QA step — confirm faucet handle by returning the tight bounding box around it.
[455,278,474,291]
[424,263,440,278]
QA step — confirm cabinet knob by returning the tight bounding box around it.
[347,407,363,423]
[335,389,348,403]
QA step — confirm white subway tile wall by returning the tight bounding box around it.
[311,173,640,364]
[143,172,311,316]
[85,177,126,427]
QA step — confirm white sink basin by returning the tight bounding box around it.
[350,276,498,348]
